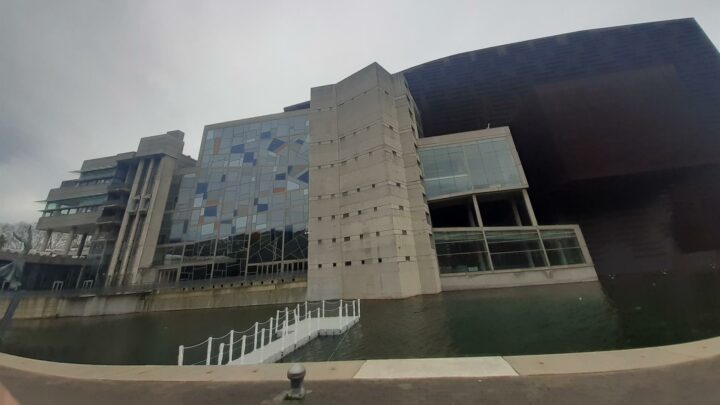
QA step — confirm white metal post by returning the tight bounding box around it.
[228,330,234,362]
[293,309,298,345]
[322,300,325,317]
[218,343,225,365]
[178,345,184,366]
[205,337,213,366]
[339,299,344,329]
[282,316,288,350]
[358,299,361,317]
[269,317,274,339]
[260,328,266,362]
[304,301,308,319]
[240,335,246,365]
[316,308,320,331]
[352,299,356,317]
[253,322,258,351]
[284,308,289,335]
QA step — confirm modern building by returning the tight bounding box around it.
[36,131,196,288]
[35,18,720,300]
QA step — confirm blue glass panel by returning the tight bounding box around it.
[297,171,309,184]
[268,138,285,153]
[275,173,286,180]
[195,183,208,194]
[204,206,217,217]
[230,144,245,154]
[257,204,268,212]
[261,131,271,139]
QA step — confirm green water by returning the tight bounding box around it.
[1,273,719,365]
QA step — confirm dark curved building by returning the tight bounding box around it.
[402,18,720,277]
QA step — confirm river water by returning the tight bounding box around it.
[1,273,719,365]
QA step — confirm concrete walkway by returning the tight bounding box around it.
[0,337,719,403]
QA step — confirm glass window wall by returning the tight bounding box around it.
[419,137,523,198]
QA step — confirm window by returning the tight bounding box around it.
[392,151,398,157]
[372,184,376,188]
[360,234,364,239]
[343,213,349,218]
[318,240,322,245]
[374,207,378,212]
[361,260,365,264]
[378,258,383,263]
[342,191,348,197]
[356,188,360,192]
[376,231,380,236]
[399,205,404,211]
[332,238,336,243]
[357,210,361,215]
[344,236,350,241]
[405,256,411,261]
[333,263,337,267]
[317,217,322,221]
[331,215,335,220]
[396,182,401,187]
[318,264,323,269]
[402,230,408,235]
[345,261,351,266]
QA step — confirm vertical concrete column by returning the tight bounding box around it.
[106,159,146,286]
[522,189,538,226]
[511,200,522,226]
[41,229,53,252]
[77,233,88,256]
[63,228,76,256]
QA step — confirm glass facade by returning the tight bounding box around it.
[419,137,523,198]
[434,228,586,274]
[158,113,310,281]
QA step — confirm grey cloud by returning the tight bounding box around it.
[0,0,718,223]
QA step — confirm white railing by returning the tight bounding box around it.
[177,299,361,366]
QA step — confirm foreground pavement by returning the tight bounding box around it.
[0,354,719,404]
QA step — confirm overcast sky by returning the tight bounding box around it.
[0,0,718,223]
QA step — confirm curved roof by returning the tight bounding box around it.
[401,18,719,138]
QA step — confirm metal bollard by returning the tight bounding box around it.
[285,363,306,400]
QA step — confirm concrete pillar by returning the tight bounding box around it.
[77,233,88,256]
[522,189,538,226]
[41,230,53,251]
[511,199,522,226]
[106,159,146,286]
[63,228,76,256]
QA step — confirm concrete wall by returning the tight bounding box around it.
[0,281,307,319]
[306,63,441,300]
[440,265,598,291]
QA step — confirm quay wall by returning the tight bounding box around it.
[0,281,307,319]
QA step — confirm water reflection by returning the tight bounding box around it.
[1,273,719,365]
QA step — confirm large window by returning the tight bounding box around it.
[435,231,491,273]
[419,137,523,198]
[434,228,587,274]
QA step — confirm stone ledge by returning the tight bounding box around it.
[0,336,719,381]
